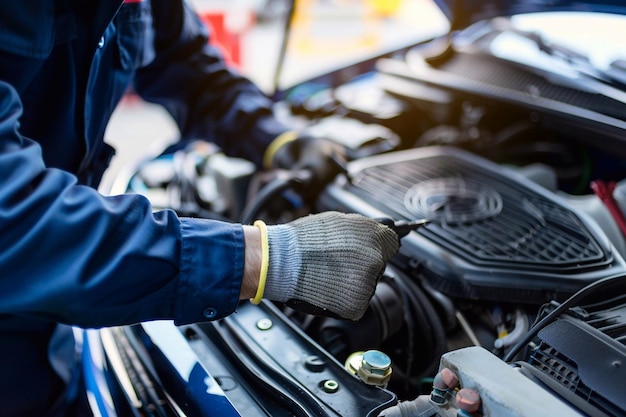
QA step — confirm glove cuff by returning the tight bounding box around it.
[263,130,299,170]
[263,223,302,302]
[250,220,269,305]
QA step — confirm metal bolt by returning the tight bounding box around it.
[361,350,392,375]
[256,318,273,330]
[356,350,392,386]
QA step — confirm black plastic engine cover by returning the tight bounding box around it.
[318,146,626,303]
[527,300,626,417]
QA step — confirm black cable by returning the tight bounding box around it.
[503,273,626,362]
[384,269,416,392]
[390,267,447,381]
[239,176,294,224]
[239,170,311,224]
[418,277,458,331]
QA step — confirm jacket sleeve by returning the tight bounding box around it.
[0,82,243,328]
[133,0,290,167]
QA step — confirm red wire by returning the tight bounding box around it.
[590,180,626,237]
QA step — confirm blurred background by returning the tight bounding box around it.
[100,0,449,194]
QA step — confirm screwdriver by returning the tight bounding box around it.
[376,217,431,238]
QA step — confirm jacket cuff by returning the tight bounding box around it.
[174,218,244,324]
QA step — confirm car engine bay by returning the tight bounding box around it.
[110,15,626,417]
[273,23,626,416]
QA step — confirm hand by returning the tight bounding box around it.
[260,211,400,321]
[265,132,347,201]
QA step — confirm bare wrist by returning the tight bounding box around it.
[241,225,261,299]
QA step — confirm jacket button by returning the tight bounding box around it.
[202,307,217,319]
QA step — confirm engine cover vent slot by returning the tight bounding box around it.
[529,343,581,392]
[585,305,626,347]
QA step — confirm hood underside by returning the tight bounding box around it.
[433,0,626,31]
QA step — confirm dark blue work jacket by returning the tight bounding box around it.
[0,1,288,415]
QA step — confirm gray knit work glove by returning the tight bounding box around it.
[263,211,400,321]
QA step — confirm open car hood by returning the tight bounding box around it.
[433,0,626,31]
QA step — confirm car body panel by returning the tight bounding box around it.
[432,0,626,30]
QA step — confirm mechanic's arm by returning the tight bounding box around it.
[131,2,401,320]
[0,81,246,328]
[134,0,290,167]
[136,0,351,202]
[0,84,396,326]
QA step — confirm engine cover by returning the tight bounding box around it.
[526,301,626,416]
[318,146,626,303]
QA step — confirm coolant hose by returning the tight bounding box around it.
[377,399,421,417]
[494,308,529,349]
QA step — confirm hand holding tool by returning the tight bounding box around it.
[376,217,431,239]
